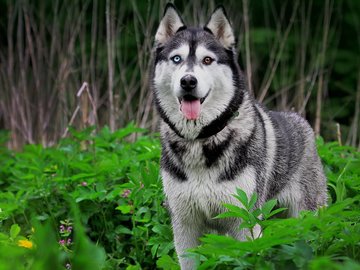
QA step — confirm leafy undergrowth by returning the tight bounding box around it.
[0,126,359,270]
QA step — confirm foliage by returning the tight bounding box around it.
[0,126,359,269]
[0,124,172,269]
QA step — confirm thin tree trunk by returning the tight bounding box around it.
[314,0,332,136]
[258,0,299,102]
[347,70,360,147]
[242,0,252,95]
[106,0,115,131]
[297,1,312,116]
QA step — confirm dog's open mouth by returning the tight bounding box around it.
[179,93,208,120]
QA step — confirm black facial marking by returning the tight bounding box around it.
[203,133,233,167]
[187,31,198,69]
[153,27,246,139]
[155,47,166,64]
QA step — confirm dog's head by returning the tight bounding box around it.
[152,4,245,139]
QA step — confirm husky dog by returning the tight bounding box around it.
[152,4,327,269]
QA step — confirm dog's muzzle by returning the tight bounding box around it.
[178,74,210,121]
[180,74,197,92]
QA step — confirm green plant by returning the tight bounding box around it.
[214,189,287,240]
[0,124,176,269]
[0,127,359,269]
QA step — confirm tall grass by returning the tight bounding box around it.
[0,0,359,149]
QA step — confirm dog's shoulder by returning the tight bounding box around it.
[268,110,314,137]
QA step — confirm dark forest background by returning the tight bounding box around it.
[0,0,359,149]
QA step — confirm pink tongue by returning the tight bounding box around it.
[180,99,201,120]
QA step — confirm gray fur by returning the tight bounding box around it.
[152,4,327,270]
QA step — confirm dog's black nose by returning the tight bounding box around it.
[180,75,197,92]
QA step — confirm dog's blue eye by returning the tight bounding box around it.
[171,55,182,64]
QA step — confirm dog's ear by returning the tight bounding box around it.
[155,3,185,46]
[204,6,235,49]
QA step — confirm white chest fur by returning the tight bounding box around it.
[162,160,257,224]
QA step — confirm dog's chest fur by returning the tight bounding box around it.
[160,124,258,226]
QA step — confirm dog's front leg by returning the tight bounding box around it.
[172,219,202,270]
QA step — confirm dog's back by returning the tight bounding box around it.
[267,110,327,214]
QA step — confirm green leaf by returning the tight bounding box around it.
[71,172,96,181]
[116,226,133,235]
[247,212,259,225]
[152,224,171,235]
[10,224,20,239]
[222,203,244,213]
[151,243,159,257]
[157,242,174,257]
[116,205,132,214]
[252,208,262,218]
[126,264,141,270]
[326,198,355,214]
[214,211,247,219]
[248,192,258,210]
[267,207,287,218]
[71,202,106,270]
[261,199,278,218]
[233,188,249,208]
[157,255,180,270]
[239,222,255,230]
[113,122,147,140]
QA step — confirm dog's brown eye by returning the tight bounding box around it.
[203,56,213,65]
